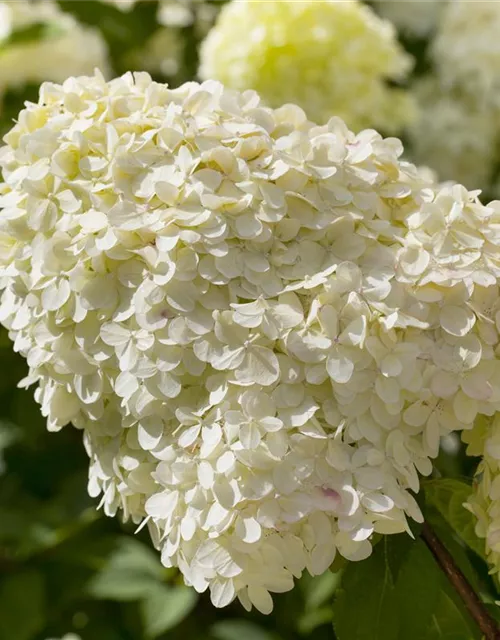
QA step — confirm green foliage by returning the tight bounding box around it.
[210,620,277,640]
[332,534,485,640]
[0,571,45,640]
[424,479,486,561]
[87,538,168,601]
[141,584,197,638]
[0,22,66,52]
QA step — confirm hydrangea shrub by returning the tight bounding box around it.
[1,71,500,613]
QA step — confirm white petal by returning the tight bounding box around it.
[326,350,354,384]
[42,279,71,311]
[210,579,236,608]
[247,585,273,615]
[440,306,476,337]
[235,516,262,543]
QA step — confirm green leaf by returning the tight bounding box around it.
[425,506,484,595]
[332,537,399,640]
[301,570,341,610]
[396,539,441,638]
[424,479,486,561]
[0,570,45,640]
[427,592,477,640]
[87,537,165,601]
[297,608,334,635]
[0,22,65,52]
[211,620,277,640]
[332,534,477,640]
[385,532,417,583]
[141,583,197,638]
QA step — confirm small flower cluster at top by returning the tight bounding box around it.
[1,72,500,612]
[0,1,109,112]
[199,0,415,133]
[408,0,500,196]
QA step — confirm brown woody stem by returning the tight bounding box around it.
[421,521,500,640]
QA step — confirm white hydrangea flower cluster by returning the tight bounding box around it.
[199,0,415,133]
[464,415,500,574]
[370,0,444,38]
[408,79,499,192]
[0,1,109,109]
[2,71,500,612]
[432,0,500,108]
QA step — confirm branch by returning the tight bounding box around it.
[421,521,500,640]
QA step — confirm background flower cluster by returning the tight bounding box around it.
[1,2,500,640]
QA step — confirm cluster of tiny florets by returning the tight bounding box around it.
[0,0,109,108]
[199,0,415,132]
[2,71,500,612]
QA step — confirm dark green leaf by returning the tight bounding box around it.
[396,539,441,638]
[427,592,477,640]
[0,570,45,640]
[332,538,399,640]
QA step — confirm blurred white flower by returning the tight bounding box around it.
[100,0,218,33]
[433,0,500,108]
[158,0,218,31]
[1,71,500,612]
[99,0,139,10]
[408,78,499,192]
[126,28,184,77]
[199,0,415,132]
[370,0,444,38]
[0,0,110,106]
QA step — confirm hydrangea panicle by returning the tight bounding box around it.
[1,71,500,611]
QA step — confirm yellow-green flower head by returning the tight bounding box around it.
[199,0,415,132]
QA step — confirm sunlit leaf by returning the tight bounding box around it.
[141,583,197,638]
[424,479,486,561]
